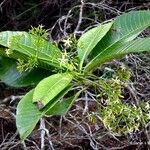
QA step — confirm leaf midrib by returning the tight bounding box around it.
[12,42,61,65]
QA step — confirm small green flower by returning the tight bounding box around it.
[5,48,13,56]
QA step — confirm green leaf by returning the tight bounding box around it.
[0,31,62,68]
[33,73,73,108]
[16,90,42,141]
[0,31,26,47]
[98,37,150,62]
[42,85,72,114]
[16,86,80,141]
[45,89,82,116]
[85,11,150,71]
[0,46,29,61]
[16,86,71,141]
[0,57,51,87]
[0,46,7,57]
[77,22,113,70]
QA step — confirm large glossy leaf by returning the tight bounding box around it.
[77,22,113,70]
[0,31,62,68]
[16,86,71,141]
[16,86,78,141]
[85,11,150,71]
[33,73,73,108]
[90,37,150,65]
[45,90,82,116]
[0,46,31,61]
[0,57,51,87]
[16,90,42,141]
[0,32,30,60]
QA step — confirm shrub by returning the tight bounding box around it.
[0,11,150,141]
